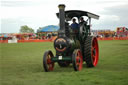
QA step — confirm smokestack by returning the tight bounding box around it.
[58,4,66,37]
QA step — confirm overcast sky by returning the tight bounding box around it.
[1,0,128,33]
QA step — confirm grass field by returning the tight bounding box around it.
[0,40,128,85]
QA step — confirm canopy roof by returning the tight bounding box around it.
[56,10,99,20]
[37,25,59,32]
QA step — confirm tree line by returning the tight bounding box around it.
[20,25,34,33]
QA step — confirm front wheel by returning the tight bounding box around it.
[43,50,54,72]
[72,49,83,71]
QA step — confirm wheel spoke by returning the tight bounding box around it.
[91,47,94,56]
[47,59,51,64]
[94,44,97,49]
[76,57,80,62]
[93,56,95,60]
[48,64,53,70]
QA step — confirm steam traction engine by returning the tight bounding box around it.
[43,4,100,72]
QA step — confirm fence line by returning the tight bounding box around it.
[0,37,128,43]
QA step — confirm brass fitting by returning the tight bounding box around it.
[58,4,65,9]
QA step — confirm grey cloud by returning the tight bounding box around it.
[96,4,128,30]
[101,4,128,16]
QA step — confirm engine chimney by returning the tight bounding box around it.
[58,4,66,37]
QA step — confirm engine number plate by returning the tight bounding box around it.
[58,56,62,60]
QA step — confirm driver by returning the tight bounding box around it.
[71,18,79,32]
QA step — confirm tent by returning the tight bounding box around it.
[37,25,59,32]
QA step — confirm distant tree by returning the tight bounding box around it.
[37,27,42,33]
[20,25,34,33]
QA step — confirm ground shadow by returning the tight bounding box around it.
[39,63,90,73]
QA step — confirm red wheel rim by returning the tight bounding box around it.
[91,38,99,66]
[46,54,54,71]
[76,50,83,70]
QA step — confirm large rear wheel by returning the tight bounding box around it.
[43,50,54,72]
[84,36,99,67]
[72,49,83,71]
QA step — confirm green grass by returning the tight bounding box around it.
[0,40,128,85]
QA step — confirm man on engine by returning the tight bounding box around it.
[71,18,79,33]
